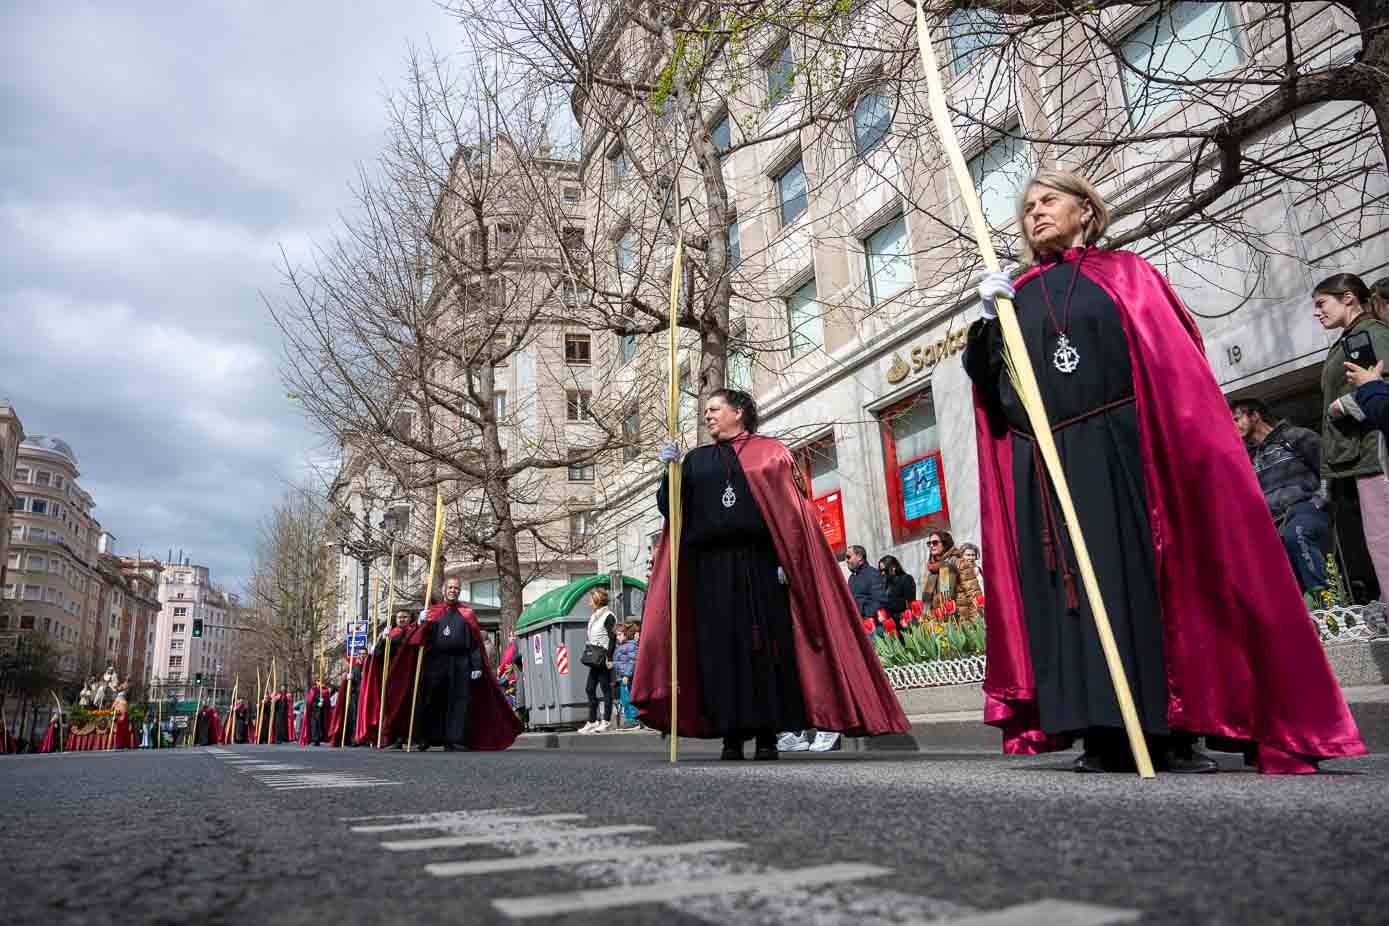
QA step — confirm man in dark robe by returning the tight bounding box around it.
[964,170,1363,774]
[271,689,292,744]
[193,706,222,746]
[408,577,521,752]
[299,685,330,746]
[358,611,413,748]
[231,699,251,744]
[635,389,908,760]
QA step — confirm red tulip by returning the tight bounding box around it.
[975,595,986,608]
[910,600,924,615]
[876,608,889,621]
[900,611,912,624]
[933,607,944,619]
[945,600,958,614]
[862,619,875,634]
[883,618,898,635]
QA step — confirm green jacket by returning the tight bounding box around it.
[1320,314,1389,480]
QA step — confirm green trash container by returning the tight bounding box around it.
[514,575,646,729]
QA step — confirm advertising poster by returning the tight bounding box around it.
[900,455,943,521]
[814,491,845,549]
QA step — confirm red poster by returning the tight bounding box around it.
[814,491,846,551]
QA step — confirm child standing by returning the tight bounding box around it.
[613,623,639,729]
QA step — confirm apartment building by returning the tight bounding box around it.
[0,404,25,597]
[147,562,232,700]
[89,551,163,692]
[1,436,102,677]
[577,3,1387,596]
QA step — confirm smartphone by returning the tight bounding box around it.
[1345,331,1378,369]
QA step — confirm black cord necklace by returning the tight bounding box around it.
[1035,246,1087,374]
[716,432,752,509]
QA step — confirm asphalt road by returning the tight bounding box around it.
[2,741,1386,925]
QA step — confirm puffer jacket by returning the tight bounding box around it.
[613,640,637,681]
[1320,315,1389,480]
[1248,420,1321,520]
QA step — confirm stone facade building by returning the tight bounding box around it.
[146,562,232,700]
[0,404,25,600]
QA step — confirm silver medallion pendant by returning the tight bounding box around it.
[442,626,451,637]
[721,482,737,508]
[1052,333,1080,374]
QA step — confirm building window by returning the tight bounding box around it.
[765,42,794,104]
[29,499,46,515]
[1,584,12,599]
[470,579,500,607]
[865,214,913,305]
[728,349,753,391]
[879,393,950,542]
[564,333,592,364]
[610,146,631,179]
[496,223,516,250]
[617,229,638,274]
[52,475,63,489]
[169,656,184,668]
[948,9,1005,74]
[561,226,584,252]
[14,467,28,483]
[853,93,893,155]
[619,326,638,366]
[622,406,642,462]
[728,221,741,269]
[20,615,35,630]
[562,185,580,205]
[35,471,50,487]
[170,639,184,651]
[774,157,808,226]
[570,511,595,542]
[568,450,595,482]
[23,584,41,600]
[787,279,823,358]
[711,113,731,160]
[0,615,7,629]
[494,391,508,418]
[27,554,45,572]
[172,622,186,634]
[566,390,592,422]
[1121,2,1243,128]
[967,131,1029,229]
[173,606,188,617]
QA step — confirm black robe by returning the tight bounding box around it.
[273,697,290,743]
[417,606,483,747]
[307,691,330,745]
[194,710,214,746]
[233,706,250,743]
[657,437,807,738]
[964,251,1169,739]
[256,701,272,743]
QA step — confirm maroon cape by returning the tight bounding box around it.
[406,603,521,751]
[297,688,324,746]
[196,708,223,745]
[975,248,1364,773]
[356,627,408,745]
[633,434,910,738]
[40,719,61,753]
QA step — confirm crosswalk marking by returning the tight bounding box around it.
[237,764,304,772]
[944,899,1142,926]
[381,824,655,852]
[342,808,526,823]
[426,839,746,878]
[351,813,586,834]
[492,862,893,919]
[206,753,400,792]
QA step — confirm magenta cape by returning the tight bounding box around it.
[40,719,60,752]
[411,603,522,751]
[974,248,1364,772]
[356,628,408,745]
[632,435,910,738]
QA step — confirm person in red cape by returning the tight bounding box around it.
[40,707,64,753]
[407,576,520,752]
[357,610,413,748]
[634,388,909,761]
[966,169,1364,774]
[299,684,331,746]
[193,705,223,746]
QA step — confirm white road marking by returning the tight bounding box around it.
[427,839,745,878]
[943,899,1142,926]
[352,813,585,834]
[492,862,892,919]
[237,764,304,772]
[341,808,527,823]
[381,824,655,852]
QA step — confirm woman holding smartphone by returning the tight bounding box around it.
[1317,273,1389,597]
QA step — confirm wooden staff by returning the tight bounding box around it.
[376,536,399,749]
[912,5,1153,778]
[406,489,446,752]
[188,686,204,748]
[223,676,239,744]
[338,648,356,748]
[254,667,266,745]
[666,220,685,765]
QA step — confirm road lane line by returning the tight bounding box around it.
[943,899,1142,926]
[352,813,585,833]
[492,862,892,918]
[380,824,655,851]
[426,840,745,878]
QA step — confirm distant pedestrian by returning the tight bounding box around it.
[846,545,889,618]
[613,624,639,728]
[1232,398,1330,596]
[878,555,916,617]
[1316,273,1389,598]
[578,588,617,734]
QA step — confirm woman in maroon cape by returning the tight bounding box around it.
[965,169,1363,773]
[633,389,909,760]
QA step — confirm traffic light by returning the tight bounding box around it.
[192,618,203,637]
[194,672,204,685]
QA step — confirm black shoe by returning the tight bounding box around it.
[753,745,779,761]
[1158,746,1219,774]
[1073,752,1109,773]
[1073,748,1136,773]
[413,743,429,753]
[720,736,744,760]
[443,743,457,752]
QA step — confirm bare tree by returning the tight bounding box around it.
[273,54,637,636]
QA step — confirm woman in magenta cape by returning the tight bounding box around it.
[633,389,908,759]
[966,169,1363,773]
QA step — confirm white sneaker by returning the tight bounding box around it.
[577,721,597,734]
[777,732,810,752]
[809,731,841,752]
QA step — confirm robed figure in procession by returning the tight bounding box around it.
[231,698,251,744]
[357,610,413,748]
[633,389,909,761]
[192,705,222,746]
[299,684,331,746]
[402,577,520,752]
[327,652,366,747]
[964,169,1364,774]
[270,689,293,744]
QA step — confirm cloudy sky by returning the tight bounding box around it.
[1,2,460,592]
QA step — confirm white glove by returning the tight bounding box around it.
[658,442,681,464]
[978,270,1015,320]
[470,670,482,680]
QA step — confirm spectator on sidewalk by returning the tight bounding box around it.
[924,531,982,619]
[959,543,984,597]
[1316,273,1389,599]
[1232,398,1330,596]
[846,545,888,618]
[879,555,916,617]
[613,624,639,729]
[578,588,617,734]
